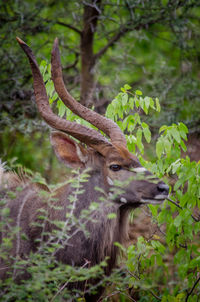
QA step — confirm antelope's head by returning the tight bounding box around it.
[16,37,169,206]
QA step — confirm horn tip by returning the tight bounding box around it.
[52,38,59,59]
[53,37,59,47]
[16,37,26,45]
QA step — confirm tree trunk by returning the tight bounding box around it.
[80,0,101,107]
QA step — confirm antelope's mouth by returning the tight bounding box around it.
[118,194,168,205]
[140,194,168,205]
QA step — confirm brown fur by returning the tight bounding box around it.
[113,144,137,161]
[0,166,49,192]
[0,133,169,301]
[1,170,28,189]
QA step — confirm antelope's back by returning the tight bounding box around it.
[0,172,58,279]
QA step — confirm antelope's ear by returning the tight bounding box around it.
[50,131,88,168]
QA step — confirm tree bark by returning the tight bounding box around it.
[80,0,101,107]
[79,0,193,108]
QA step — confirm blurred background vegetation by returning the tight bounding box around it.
[0,0,200,181]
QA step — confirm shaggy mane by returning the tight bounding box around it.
[0,161,49,192]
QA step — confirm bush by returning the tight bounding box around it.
[0,84,199,301]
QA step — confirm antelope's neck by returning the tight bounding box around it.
[56,169,130,272]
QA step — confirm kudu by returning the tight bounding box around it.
[0,37,169,301]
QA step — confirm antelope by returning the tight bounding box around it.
[0,38,169,301]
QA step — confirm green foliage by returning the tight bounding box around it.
[1,0,200,133]
[105,84,160,154]
[1,0,200,191]
[1,1,200,299]
[0,170,111,301]
[156,123,188,159]
[1,84,200,301]
[63,85,200,301]
[113,88,200,302]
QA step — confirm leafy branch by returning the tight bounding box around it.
[167,197,199,223]
[185,275,200,302]
[56,20,82,35]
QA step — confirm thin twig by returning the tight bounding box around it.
[149,290,162,301]
[94,25,130,59]
[185,275,200,302]
[167,197,182,210]
[167,198,199,222]
[94,10,168,60]
[56,21,82,35]
[64,53,79,70]
[99,286,137,302]
[126,269,161,301]
[50,259,90,301]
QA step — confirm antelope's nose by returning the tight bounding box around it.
[157,182,169,196]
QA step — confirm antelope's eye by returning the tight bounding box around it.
[109,164,122,172]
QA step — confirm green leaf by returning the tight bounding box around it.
[171,128,181,143]
[143,127,151,143]
[164,138,171,156]
[180,140,187,152]
[151,240,166,253]
[178,123,188,140]
[134,113,141,125]
[89,202,99,211]
[144,96,150,110]
[39,60,48,76]
[122,93,128,106]
[136,140,144,154]
[105,104,114,119]
[156,139,164,159]
[114,241,126,252]
[175,293,186,301]
[129,97,134,109]
[46,80,55,97]
[148,204,157,217]
[135,90,142,95]
[179,122,188,134]
[159,125,168,133]
[118,107,123,119]
[124,84,131,90]
[57,100,66,118]
[128,117,136,132]
[170,159,181,174]
[149,97,155,109]
[174,214,182,227]
[136,129,144,153]
[194,222,200,234]
[107,213,117,219]
[49,91,58,104]
[135,98,140,108]
[141,122,148,129]
[155,97,161,112]
[174,178,184,191]
[136,128,142,141]
[143,102,148,114]
[139,97,144,110]
[1,207,10,216]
